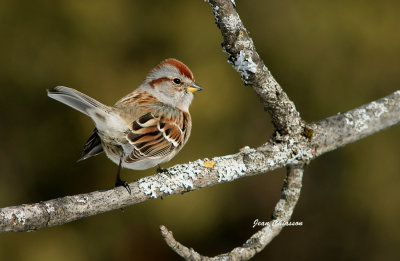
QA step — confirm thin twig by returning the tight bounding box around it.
[160,225,204,261]
[161,167,304,261]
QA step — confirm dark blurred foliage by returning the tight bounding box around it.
[0,0,399,260]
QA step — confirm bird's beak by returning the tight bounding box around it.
[186,83,203,93]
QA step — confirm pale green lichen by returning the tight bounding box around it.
[138,160,205,198]
[213,155,247,182]
[232,50,257,83]
[345,108,369,132]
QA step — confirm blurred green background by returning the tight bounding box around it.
[0,0,399,260]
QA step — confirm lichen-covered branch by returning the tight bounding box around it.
[161,167,304,261]
[208,0,303,135]
[0,90,398,233]
[311,91,400,156]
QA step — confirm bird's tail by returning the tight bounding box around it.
[47,86,110,116]
[48,86,127,137]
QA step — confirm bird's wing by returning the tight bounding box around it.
[78,128,104,162]
[125,111,190,163]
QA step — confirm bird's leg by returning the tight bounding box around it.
[157,164,168,173]
[115,156,131,194]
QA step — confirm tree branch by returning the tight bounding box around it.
[311,92,400,156]
[160,166,304,261]
[208,0,303,135]
[0,90,398,233]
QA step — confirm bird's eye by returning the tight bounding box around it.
[173,78,181,84]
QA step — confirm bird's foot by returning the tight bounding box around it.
[115,178,131,194]
[157,165,169,174]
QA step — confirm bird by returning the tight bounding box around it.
[47,58,202,193]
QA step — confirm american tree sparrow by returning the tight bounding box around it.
[47,58,202,193]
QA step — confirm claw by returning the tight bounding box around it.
[157,165,168,173]
[115,178,131,194]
